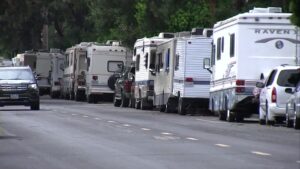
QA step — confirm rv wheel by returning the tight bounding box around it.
[218,111,226,121]
[159,105,166,112]
[108,74,118,90]
[226,110,235,122]
[294,110,300,129]
[178,98,186,115]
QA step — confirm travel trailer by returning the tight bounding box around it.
[85,41,132,103]
[133,33,174,109]
[14,51,52,95]
[204,7,299,122]
[49,49,65,98]
[172,29,212,115]
[62,43,88,101]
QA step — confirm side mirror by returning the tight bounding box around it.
[203,58,212,74]
[285,88,293,94]
[255,82,265,88]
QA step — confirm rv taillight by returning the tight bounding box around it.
[92,75,98,80]
[235,87,245,93]
[271,87,277,103]
[185,77,193,82]
[236,80,245,86]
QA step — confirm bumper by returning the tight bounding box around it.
[269,103,285,117]
[89,85,113,95]
[0,93,39,106]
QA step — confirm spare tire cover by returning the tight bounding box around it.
[108,74,118,90]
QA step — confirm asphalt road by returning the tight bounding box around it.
[0,97,299,169]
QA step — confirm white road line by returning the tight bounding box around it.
[123,124,131,127]
[196,118,225,124]
[107,121,116,123]
[251,151,271,156]
[71,114,77,116]
[141,128,151,131]
[94,118,101,120]
[215,144,231,148]
[161,132,173,135]
[296,161,300,164]
[186,137,198,141]
[83,115,89,118]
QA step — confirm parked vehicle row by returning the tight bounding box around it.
[113,7,300,130]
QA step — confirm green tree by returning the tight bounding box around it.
[290,0,300,26]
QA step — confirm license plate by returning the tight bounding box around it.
[10,94,19,99]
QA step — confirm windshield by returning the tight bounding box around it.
[277,69,300,87]
[0,69,34,80]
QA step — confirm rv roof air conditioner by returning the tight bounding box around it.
[249,7,282,13]
[158,32,174,39]
[203,29,213,37]
[78,42,89,47]
[191,28,203,36]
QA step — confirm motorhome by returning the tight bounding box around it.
[14,51,52,95]
[62,43,88,101]
[85,41,132,103]
[133,33,174,110]
[204,7,298,122]
[49,49,65,98]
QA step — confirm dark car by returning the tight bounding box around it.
[113,66,135,107]
[0,66,40,110]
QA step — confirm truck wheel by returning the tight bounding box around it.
[218,111,226,121]
[30,101,40,110]
[286,111,293,128]
[160,105,166,112]
[120,94,129,107]
[178,98,186,115]
[141,99,147,110]
[87,95,93,103]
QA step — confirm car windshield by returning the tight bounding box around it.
[277,69,300,87]
[0,69,34,80]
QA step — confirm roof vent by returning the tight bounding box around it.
[158,32,174,38]
[191,28,203,35]
[249,7,282,13]
[203,28,213,37]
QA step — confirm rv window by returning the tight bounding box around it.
[165,48,170,71]
[158,53,163,69]
[175,54,179,71]
[144,53,149,69]
[87,57,90,71]
[107,61,124,73]
[217,38,221,60]
[221,37,224,53]
[136,55,140,71]
[230,34,235,57]
[133,47,137,56]
[150,51,156,70]
[70,52,73,66]
[211,44,215,66]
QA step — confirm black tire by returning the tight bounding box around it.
[160,105,166,112]
[113,95,121,107]
[219,111,226,121]
[30,101,40,110]
[135,99,141,109]
[259,119,266,125]
[178,98,186,115]
[87,95,94,103]
[120,94,129,107]
[108,74,118,90]
[226,110,235,122]
[236,113,244,122]
[141,99,147,110]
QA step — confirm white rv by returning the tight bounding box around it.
[14,51,52,95]
[172,30,212,115]
[49,49,65,98]
[63,43,88,101]
[204,7,298,122]
[85,41,131,103]
[133,33,174,109]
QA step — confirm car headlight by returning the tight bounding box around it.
[28,84,38,90]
